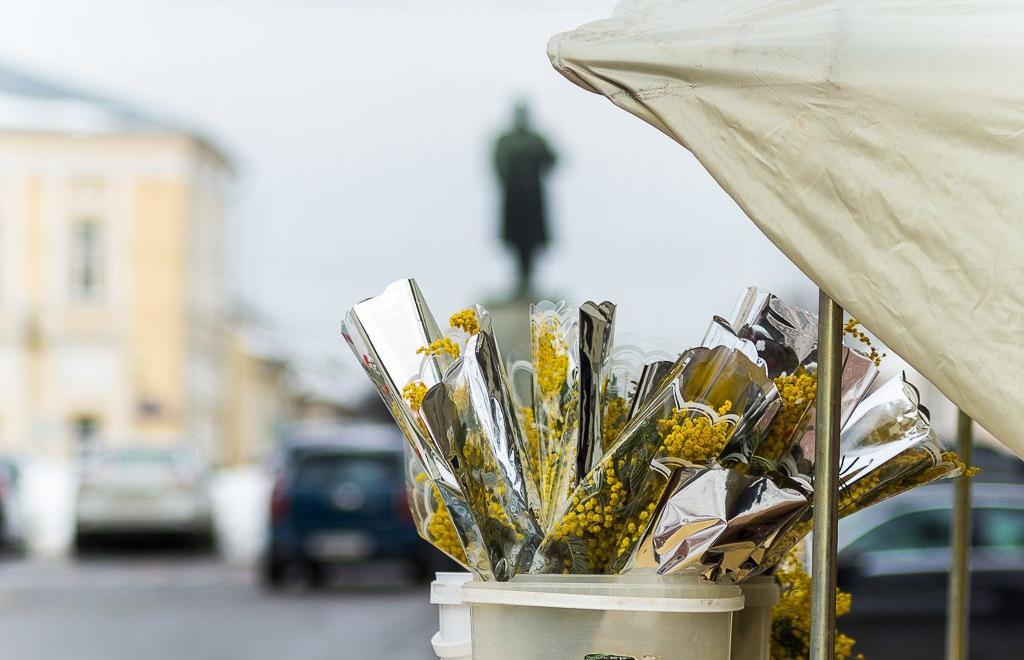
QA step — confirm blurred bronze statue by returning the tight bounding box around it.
[493,101,557,297]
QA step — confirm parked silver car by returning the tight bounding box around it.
[837,481,1024,659]
[75,447,213,547]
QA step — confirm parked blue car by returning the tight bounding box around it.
[262,422,444,587]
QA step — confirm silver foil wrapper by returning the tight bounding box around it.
[630,376,957,582]
[627,359,677,422]
[420,327,544,580]
[778,347,877,482]
[625,462,809,582]
[627,347,778,443]
[723,287,818,378]
[651,345,781,461]
[758,374,954,573]
[576,301,616,483]
[342,278,491,575]
[705,288,878,472]
[835,375,946,499]
[701,318,761,369]
[536,346,780,575]
[342,279,451,456]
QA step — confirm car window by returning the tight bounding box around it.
[294,454,399,491]
[847,508,950,553]
[978,507,1024,549]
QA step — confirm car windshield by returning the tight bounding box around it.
[847,507,951,553]
[846,503,1024,554]
[294,454,399,491]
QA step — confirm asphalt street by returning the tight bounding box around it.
[0,557,436,660]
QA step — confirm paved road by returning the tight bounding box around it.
[0,557,437,660]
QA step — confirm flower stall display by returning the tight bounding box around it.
[341,278,974,653]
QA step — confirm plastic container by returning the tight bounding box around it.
[430,572,474,660]
[730,576,780,660]
[462,573,744,660]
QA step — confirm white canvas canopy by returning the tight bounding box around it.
[548,0,1024,455]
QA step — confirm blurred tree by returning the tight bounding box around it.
[493,101,557,297]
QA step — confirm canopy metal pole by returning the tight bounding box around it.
[810,291,843,660]
[945,410,974,660]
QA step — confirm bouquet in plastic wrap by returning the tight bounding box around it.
[342,279,972,583]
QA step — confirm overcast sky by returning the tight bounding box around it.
[0,0,814,378]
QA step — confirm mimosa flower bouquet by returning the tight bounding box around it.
[341,279,970,583]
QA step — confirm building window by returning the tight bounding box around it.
[72,415,100,453]
[70,220,103,302]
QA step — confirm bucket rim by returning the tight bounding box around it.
[461,586,744,613]
[430,631,472,658]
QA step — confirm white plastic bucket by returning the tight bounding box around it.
[430,572,474,660]
[730,576,780,660]
[462,573,744,660]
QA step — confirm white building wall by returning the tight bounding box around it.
[0,136,231,459]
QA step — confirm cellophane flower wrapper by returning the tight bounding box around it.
[839,446,964,515]
[831,376,962,515]
[530,301,581,528]
[605,334,679,445]
[504,347,542,496]
[703,289,878,470]
[776,347,878,483]
[720,288,819,377]
[581,333,682,491]
[626,319,946,581]
[623,462,810,583]
[342,279,490,575]
[597,358,631,455]
[419,321,544,580]
[533,345,779,575]
[598,368,955,584]
[402,443,483,570]
[758,374,958,573]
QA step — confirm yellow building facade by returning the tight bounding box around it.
[0,69,288,463]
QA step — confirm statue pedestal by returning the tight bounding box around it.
[483,296,533,360]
